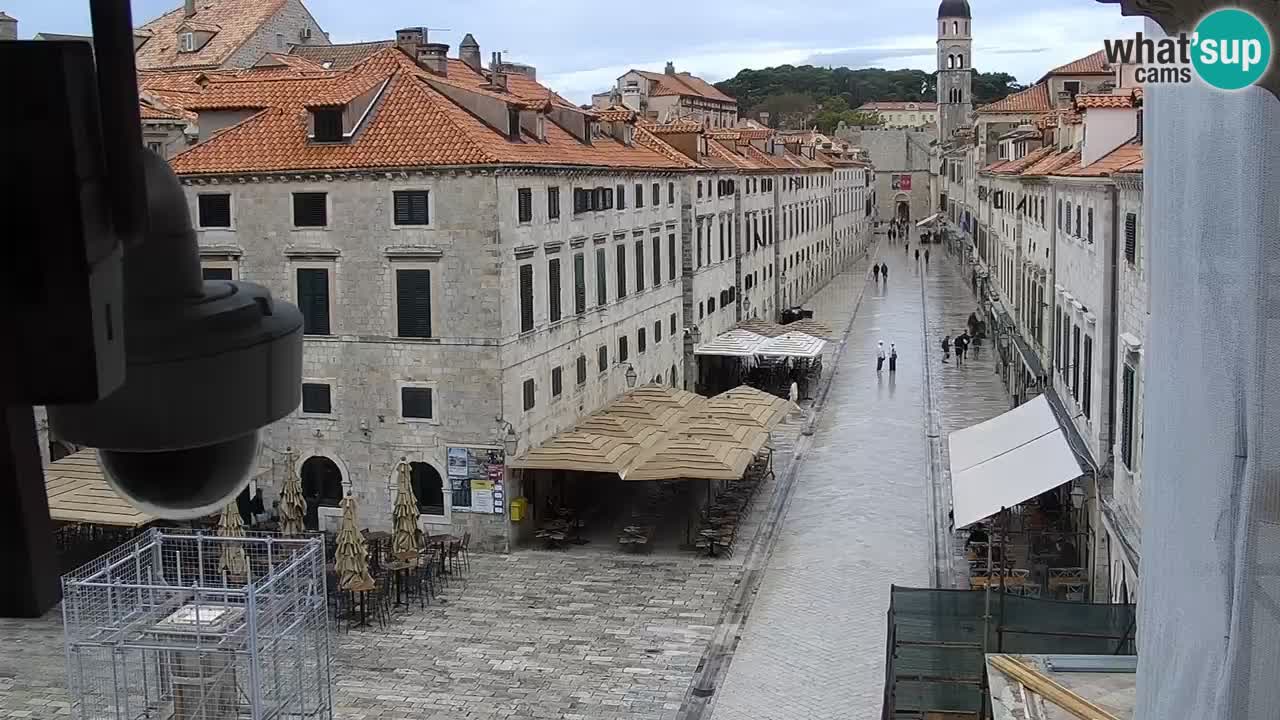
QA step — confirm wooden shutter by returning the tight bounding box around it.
[551,366,563,397]
[522,379,535,411]
[1124,213,1137,263]
[668,182,675,204]
[296,268,330,335]
[396,269,432,338]
[1121,364,1135,466]
[598,345,608,372]
[651,182,659,206]
[518,188,532,223]
[198,194,231,227]
[638,327,646,354]
[1082,335,1093,418]
[616,184,626,210]
[618,336,628,362]
[652,236,661,287]
[548,258,561,322]
[616,244,627,298]
[1087,207,1094,242]
[595,248,607,305]
[635,183,643,208]
[668,234,677,280]
[301,383,331,414]
[576,355,587,385]
[401,387,433,419]
[293,192,327,227]
[654,320,662,342]
[393,190,429,225]
[573,253,586,315]
[547,186,560,219]
[519,263,534,332]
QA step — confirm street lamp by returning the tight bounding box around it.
[687,326,702,344]
[1069,483,1086,511]
[496,419,519,457]
[624,363,637,388]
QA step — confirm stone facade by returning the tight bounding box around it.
[839,128,934,224]
[187,167,683,550]
[218,0,329,69]
[936,14,973,143]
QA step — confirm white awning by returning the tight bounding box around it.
[756,331,825,359]
[694,329,768,357]
[916,212,941,227]
[949,395,1084,528]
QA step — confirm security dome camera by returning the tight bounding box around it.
[47,150,303,520]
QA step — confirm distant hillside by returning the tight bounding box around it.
[714,65,1023,131]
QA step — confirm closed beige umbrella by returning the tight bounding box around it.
[279,448,306,537]
[623,436,756,482]
[217,502,248,580]
[334,495,373,591]
[391,459,421,560]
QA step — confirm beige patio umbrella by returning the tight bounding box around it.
[334,495,373,591]
[216,501,249,580]
[279,448,306,536]
[391,459,421,560]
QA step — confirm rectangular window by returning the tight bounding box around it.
[573,188,589,214]
[696,224,703,266]
[292,192,327,227]
[301,383,331,414]
[719,222,725,261]
[202,267,233,281]
[595,248,607,306]
[668,234,677,280]
[573,253,586,315]
[197,193,232,228]
[654,320,662,342]
[635,183,644,208]
[1124,213,1137,263]
[697,181,703,199]
[312,108,343,142]
[547,258,561,323]
[618,335,629,362]
[518,188,533,223]
[402,386,433,419]
[635,240,645,292]
[522,379,535,411]
[652,236,662,287]
[296,268,330,335]
[393,190,430,225]
[1121,364,1136,467]
[395,269,433,338]
[668,182,675,204]
[638,327,647,354]
[1082,334,1093,419]
[616,184,626,210]
[669,313,676,335]
[651,182,660,206]
[1086,207,1094,242]
[551,366,563,398]
[519,263,534,332]
[616,244,628,299]
[576,356,587,385]
[597,345,608,373]
[1075,205,1082,236]
[1071,325,1081,399]
[548,186,560,220]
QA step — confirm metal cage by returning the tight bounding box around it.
[61,528,333,720]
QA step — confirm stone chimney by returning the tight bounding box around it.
[487,51,507,91]
[664,61,675,75]
[459,33,481,72]
[184,0,196,18]
[0,10,18,40]
[416,42,449,76]
[396,27,425,58]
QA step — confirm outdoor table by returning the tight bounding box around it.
[970,574,1027,590]
[346,578,377,628]
[386,559,414,607]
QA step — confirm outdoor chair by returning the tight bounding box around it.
[459,532,472,571]
[447,539,464,577]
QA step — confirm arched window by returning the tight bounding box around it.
[953,21,958,34]
[947,55,954,69]
[410,461,445,516]
[301,455,344,531]
[957,53,964,68]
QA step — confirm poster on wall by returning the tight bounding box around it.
[891,174,901,190]
[899,175,912,191]
[446,446,506,515]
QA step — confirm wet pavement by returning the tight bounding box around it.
[705,232,1013,720]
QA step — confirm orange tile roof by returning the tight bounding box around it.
[978,83,1052,113]
[1075,93,1135,109]
[737,127,773,141]
[290,41,396,69]
[636,70,736,104]
[1057,138,1142,177]
[134,0,291,71]
[1023,148,1081,176]
[596,107,638,123]
[168,47,696,175]
[644,119,705,134]
[982,159,1012,173]
[1038,50,1111,83]
[990,145,1055,174]
[633,126,702,169]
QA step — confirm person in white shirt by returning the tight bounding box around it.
[876,341,886,373]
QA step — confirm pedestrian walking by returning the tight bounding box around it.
[889,343,898,373]
[873,263,881,281]
[876,341,886,373]
[941,335,951,363]
[915,248,920,263]
[880,262,888,281]
[905,241,910,255]
[955,332,968,366]
[925,248,931,265]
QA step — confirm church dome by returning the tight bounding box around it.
[937,0,971,18]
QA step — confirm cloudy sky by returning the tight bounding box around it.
[7,0,1141,103]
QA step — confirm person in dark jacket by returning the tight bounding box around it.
[941,335,951,363]
[955,332,969,366]
[881,262,889,281]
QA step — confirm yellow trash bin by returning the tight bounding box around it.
[510,497,528,522]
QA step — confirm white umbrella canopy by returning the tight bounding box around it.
[279,449,306,537]
[217,502,249,580]
[334,495,374,591]
[391,459,421,560]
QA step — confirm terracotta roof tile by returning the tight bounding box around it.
[1039,50,1111,83]
[168,47,695,175]
[635,70,735,104]
[135,0,289,71]
[290,41,396,69]
[1057,138,1142,177]
[645,119,704,134]
[595,107,638,122]
[1075,93,1135,109]
[977,83,1052,113]
[990,145,1055,174]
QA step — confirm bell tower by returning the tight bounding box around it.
[936,0,973,143]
